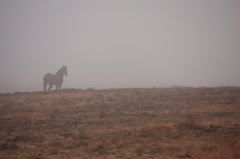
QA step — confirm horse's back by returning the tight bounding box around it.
[43,73,54,83]
[43,73,53,79]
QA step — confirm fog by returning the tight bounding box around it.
[0,0,240,93]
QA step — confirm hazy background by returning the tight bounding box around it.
[0,0,240,93]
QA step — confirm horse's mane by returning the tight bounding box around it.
[55,67,64,76]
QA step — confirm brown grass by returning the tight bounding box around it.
[0,87,240,158]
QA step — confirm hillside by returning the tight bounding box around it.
[0,87,240,159]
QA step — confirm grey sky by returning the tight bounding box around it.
[0,0,240,93]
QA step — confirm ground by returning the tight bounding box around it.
[0,87,240,159]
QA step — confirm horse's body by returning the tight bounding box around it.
[43,65,68,91]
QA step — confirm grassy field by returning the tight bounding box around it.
[0,87,240,159]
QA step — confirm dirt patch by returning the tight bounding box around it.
[0,87,240,158]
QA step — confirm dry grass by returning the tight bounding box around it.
[0,87,240,158]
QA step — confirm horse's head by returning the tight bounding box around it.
[62,65,68,76]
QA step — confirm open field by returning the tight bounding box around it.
[0,87,240,159]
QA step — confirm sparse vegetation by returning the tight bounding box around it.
[0,87,239,158]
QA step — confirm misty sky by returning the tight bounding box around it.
[0,0,240,93]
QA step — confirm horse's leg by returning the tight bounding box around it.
[56,85,58,90]
[43,83,47,91]
[48,85,53,91]
[59,83,62,90]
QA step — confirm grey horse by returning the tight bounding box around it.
[43,65,68,91]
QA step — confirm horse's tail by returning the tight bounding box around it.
[43,75,47,91]
[43,83,47,91]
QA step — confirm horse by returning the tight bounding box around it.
[43,65,68,91]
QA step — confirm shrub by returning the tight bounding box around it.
[99,112,107,118]
[177,119,203,130]
[135,146,144,156]
[139,128,156,138]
